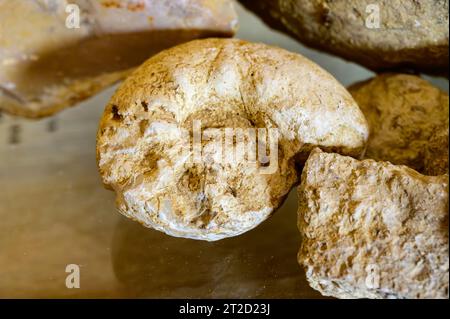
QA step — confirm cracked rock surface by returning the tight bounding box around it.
[298,149,449,299]
[97,38,369,241]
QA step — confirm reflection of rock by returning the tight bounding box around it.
[111,189,323,298]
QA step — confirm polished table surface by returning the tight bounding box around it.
[0,2,448,298]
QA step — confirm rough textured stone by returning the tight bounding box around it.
[349,74,449,175]
[240,0,449,74]
[424,125,449,176]
[298,149,449,299]
[97,38,369,241]
[0,0,237,118]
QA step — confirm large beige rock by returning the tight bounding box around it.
[240,0,449,74]
[0,0,237,118]
[298,149,449,299]
[349,74,449,175]
[97,38,369,241]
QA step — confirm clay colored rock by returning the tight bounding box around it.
[240,0,449,74]
[298,149,449,299]
[97,38,369,241]
[424,125,449,176]
[0,0,237,118]
[349,74,449,175]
